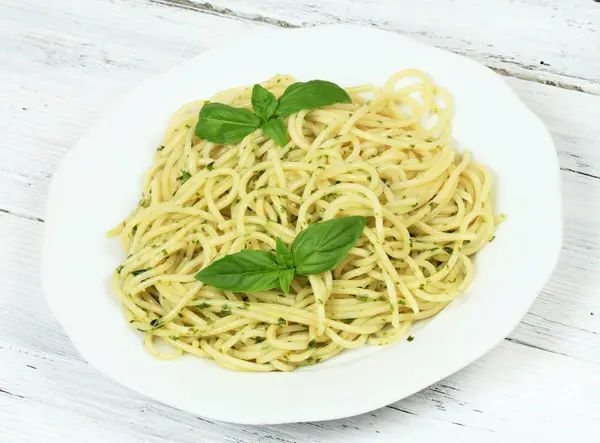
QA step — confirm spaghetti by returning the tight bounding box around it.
[108,70,499,372]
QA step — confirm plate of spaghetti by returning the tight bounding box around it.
[42,24,562,424]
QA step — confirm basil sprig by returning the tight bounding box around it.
[195,80,351,147]
[195,216,367,293]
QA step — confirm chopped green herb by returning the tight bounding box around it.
[196,302,211,309]
[221,304,231,315]
[207,162,214,171]
[168,334,179,341]
[443,247,453,254]
[116,265,124,273]
[178,170,192,184]
[161,249,168,257]
[308,339,317,350]
[317,299,324,305]
[419,283,425,290]
[132,225,138,235]
[407,335,415,342]
[489,235,496,242]
[131,269,149,277]
[157,145,165,151]
[278,317,287,326]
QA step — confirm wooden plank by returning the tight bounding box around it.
[159,0,600,94]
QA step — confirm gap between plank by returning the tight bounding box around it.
[148,0,297,27]
[0,208,44,223]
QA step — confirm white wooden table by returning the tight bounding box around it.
[1,1,599,441]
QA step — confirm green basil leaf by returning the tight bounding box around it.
[275,237,294,269]
[195,250,280,292]
[278,268,295,294]
[292,216,367,275]
[251,84,278,122]
[195,103,261,144]
[275,80,352,118]
[261,118,288,147]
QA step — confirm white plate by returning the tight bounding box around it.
[42,24,562,424]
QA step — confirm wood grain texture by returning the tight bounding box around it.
[1,0,600,441]
[165,0,600,94]
[3,333,599,443]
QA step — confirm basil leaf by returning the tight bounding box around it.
[278,268,295,294]
[292,216,367,275]
[275,80,352,118]
[275,237,294,269]
[251,84,278,122]
[195,250,281,292]
[262,118,288,147]
[195,103,261,144]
